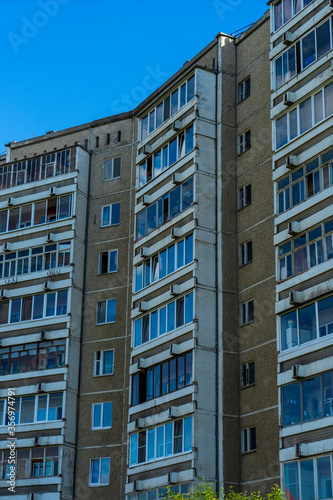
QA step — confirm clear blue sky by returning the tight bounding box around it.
[0,0,268,152]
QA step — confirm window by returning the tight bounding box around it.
[92,402,112,429]
[241,362,255,388]
[0,195,73,234]
[130,417,192,466]
[0,149,71,191]
[240,300,254,325]
[238,131,251,155]
[106,133,110,145]
[117,131,121,142]
[140,75,195,139]
[275,81,333,150]
[96,299,116,324]
[138,125,194,188]
[134,292,194,348]
[131,351,193,405]
[284,455,333,500]
[0,241,71,280]
[0,290,68,326]
[242,427,256,453]
[280,294,333,351]
[135,234,193,292]
[239,241,253,266]
[99,250,118,274]
[0,339,65,376]
[1,447,58,479]
[127,484,191,500]
[277,148,333,214]
[94,350,114,376]
[278,218,333,280]
[95,136,99,148]
[89,457,110,486]
[103,157,121,181]
[239,184,251,209]
[136,177,193,240]
[101,203,120,227]
[273,0,314,32]
[0,393,63,426]
[282,371,333,427]
[238,77,251,102]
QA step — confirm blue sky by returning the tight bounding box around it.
[0,0,268,152]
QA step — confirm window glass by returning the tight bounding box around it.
[169,358,176,392]
[168,245,175,274]
[283,383,301,425]
[156,102,163,128]
[176,297,184,328]
[149,110,155,134]
[142,316,149,343]
[160,307,166,335]
[167,301,175,332]
[111,203,120,225]
[147,204,157,234]
[46,293,56,317]
[20,396,35,423]
[93,403,101,428]
[135,264,143,292]
[33,294,44,319]
[299,97,312,134]
[151,311,158,340]
[135,318,142,347]
[314,91,324,124]
[141,116,148,140]
[137,211,146,240]
[303,376,322,420]
[0,302,9,325]
[58,195,71,219]
[170,186,181,218]
[148,428,155,461]
[185,293,193,324]
[177,239,184,268]
[171,89,178,115]
[323,372,333,417]
[281,310,298,350]
[185,234,193,264]
[187,76,195,101]
[161,362,169,395]
[103,350,113,374]
[182,177,193,210]
[100,458,110,484]
[274,0,282,31]
[290,108,298,140]
[178,356,185,389]
[165,422,173,456]
[164,96,170,121]
[302,31,316,68]
[169,138,177,165]
[8,207,20,231]
[153,365,160,398]
[159,250,167,279]
[156,426,164,458]
[317,456,332,499]
[299,303,316,344]
[325,82,333,118]
[276,114,288,149]
[300,460,315,500]
[37,395,47,421]
[10,298,21,323]
[185,125,194,154]
[174,419,183,454]
[153,150,162,178]
[318,296,333,337]
[285,462,299,500]
[180,84,186,107]
[20,205,32,228]
[106,299,116,323]
[57,290,68,315]
[316,20,331,59]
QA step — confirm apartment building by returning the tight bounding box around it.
[0,1,332,498]
[269,0,333,499]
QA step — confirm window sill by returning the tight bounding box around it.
[240,383,255,390]
[89,483,110,487]
[238,148,251,157]
[240,319,254,327]
[242,449,256,455]
[238,203,251,211]
[239,260,253,268]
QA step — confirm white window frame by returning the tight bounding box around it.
[89,457,110,487]
[98,249,118,275]
[241,361,255,388]
[92,402,112,430]
[242,426,256,453]
[238,77,251,103]
[93,350,114,377]
[238,184,251,210]
[100,203,120,228]
[103,157,121,181]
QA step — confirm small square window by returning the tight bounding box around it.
[103,157,121,181]
[89,457,110,486]
[92,402,112,429]
[99,250,118,274]
[96,299,116,324]
[101,203,120,227]
[94,350,114,376]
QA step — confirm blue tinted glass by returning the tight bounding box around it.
[111,203,120,225]
[130,434,138,466]
[160,307,166,335]
[167,302,175,332]
[93,404,101,428]
[159,250,167,279]
[102,206,110,226]
[135,318,142,347]
[185,235,193,264]
[107,299,116,323]
[169,139,177,165]
[168,245,175,274]
[177,240,184,268]
[151,311,158,340]
[185,293,193,324]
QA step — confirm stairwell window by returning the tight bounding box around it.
[101,203,120,227]
[238,131,251,155]
[239,184,251,209]
[103,157,121,181]
[92,402,112,430]
[240,300,254,326]
[94,350,114,376]
[239,241,252,266]
[238,77,251,103]
[98,250,118,274]
[96,299,116,325]
[242,427,256,453]
[241,362,255,388]
[89,457,110,486]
